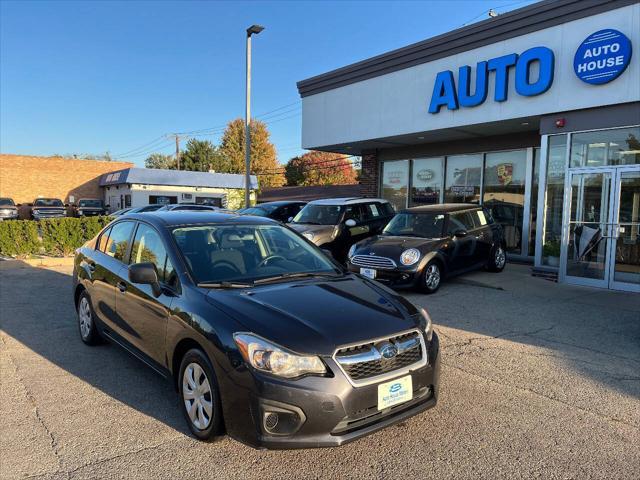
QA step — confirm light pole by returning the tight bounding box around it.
[245,24,264,208]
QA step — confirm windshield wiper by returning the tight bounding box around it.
[197,281,253,289]
[254,272,340,285]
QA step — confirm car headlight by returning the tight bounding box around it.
[400,248,421,265]
[233,333,326,378]
[302,232,315,241]
[419,307,433,341]
[348,244,357,259]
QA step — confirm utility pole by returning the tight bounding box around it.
[166,134,181,170]
[245,24,264,208]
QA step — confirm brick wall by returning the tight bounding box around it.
[0,155,134,206]
[359,151,379,197]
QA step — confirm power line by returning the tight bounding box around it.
[255,155,361,176]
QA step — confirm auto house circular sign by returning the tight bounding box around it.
[573,29,632,85]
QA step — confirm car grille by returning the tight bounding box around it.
[350,255,397,270]
[334,331,425,383]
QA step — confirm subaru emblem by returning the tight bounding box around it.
[369,252,376,255]
[379,343,398,359]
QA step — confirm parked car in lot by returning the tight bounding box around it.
[30,198,67,220]
[156,203,220,212]
[73,211,439,448]
[348,204,506,293]
[288,198,395,262]
[110,204,165,217]
[238,201,306,223]
[70,198,107,217]
[0,197,19,220]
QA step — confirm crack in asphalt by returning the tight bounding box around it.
[0,333,67,479]
[441,362,640,431]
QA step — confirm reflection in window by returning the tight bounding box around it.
[444,155,482,204]
[483,150,527,254]
[542,135,567,267]
[529,148,540,256]
[411,158,443,206]
[571,127,640,167]
[381,160,409,211]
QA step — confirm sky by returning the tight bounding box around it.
[0,0,537,167]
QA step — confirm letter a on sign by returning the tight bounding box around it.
[428,70,458,113]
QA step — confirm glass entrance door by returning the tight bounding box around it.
[561,167,640,291]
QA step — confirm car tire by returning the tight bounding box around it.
[487,244,507,272]
[178,348,223,441]
[419,260,442,294]
[77,291,102,345]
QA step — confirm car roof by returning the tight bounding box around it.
[255,201,306,207]
[122,211,279,228]
[307,197,389,206]
[402,203,480,214]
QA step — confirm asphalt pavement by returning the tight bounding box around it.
[1,261,638,479]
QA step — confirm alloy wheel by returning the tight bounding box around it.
[425,264,441,289]
[182,362,213,430]
[78,296,92,340]
[495,247,506,269]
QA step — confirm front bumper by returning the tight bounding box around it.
[0,213,19,220]
[347,263,421,289]
[32,212,66,220]
[220,332,440,449]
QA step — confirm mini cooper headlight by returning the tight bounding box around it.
[233,333,326,378]
[400,248,421,265]
[348,244,357,259]
[302,232,315,241]
[419,307,434,341]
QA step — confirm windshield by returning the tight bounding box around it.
[79,199,102,208]
[383,213,445,238]
[173,224,338,284]
[34,198,63,207]
[292,204,344,225]
[0,198,15,206]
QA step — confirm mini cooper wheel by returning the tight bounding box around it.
[420,261,442,294]
[178,349,223,441]
[77,291,102,345]
[488,244,507,272]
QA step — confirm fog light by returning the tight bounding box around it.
[264,412,279,430]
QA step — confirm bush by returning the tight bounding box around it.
[0,220,40,257]
[0,216,112,257]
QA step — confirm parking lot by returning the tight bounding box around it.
[1,261,638,479]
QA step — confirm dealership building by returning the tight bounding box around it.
[297,0,639,292]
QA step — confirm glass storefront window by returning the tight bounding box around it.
[381,160,409,211]
[529,148,540,256]
[444,154,482,203]
[542,135,567,267]
[483,150,527,253]
[411,157,443,206]
[570,126,640,167]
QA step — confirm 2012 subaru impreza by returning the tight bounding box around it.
[72,211,440,449]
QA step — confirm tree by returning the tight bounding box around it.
[285,151,358,186]
[219,118,285,188]
[179,139,226,172]
[145,153,177,170]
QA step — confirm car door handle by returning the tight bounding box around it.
[117,281,127,293]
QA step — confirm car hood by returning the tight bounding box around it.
[353,235,443,259]
[204,275,420,355]
[288,223,336,245]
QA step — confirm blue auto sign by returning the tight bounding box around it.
[574,29,632,85]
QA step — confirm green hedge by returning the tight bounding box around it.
[0,216,112,257]
[0,220,40,257]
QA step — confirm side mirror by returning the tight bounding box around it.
[453,229,468,238]
[129,262,162,297]
[287,216,293,223]
[345,218,357,227]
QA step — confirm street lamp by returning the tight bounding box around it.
[245,24,264,208]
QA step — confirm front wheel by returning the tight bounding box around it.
[487,244,507,272]
[77,291,102,345]
[178,349,223,441]
[419,261,442,294]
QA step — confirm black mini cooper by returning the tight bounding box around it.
[347,204,506,293]
[73,211,440,448]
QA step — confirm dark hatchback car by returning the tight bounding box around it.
[73,212,440,449]
[288,198,395,262]
[347,204,506,293]
[238,201,307,223]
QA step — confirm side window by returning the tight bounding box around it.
[447,212,475,235]
[97,226,112,253]
[344,205,365,223]
[381,202,395,216]
[105,221,135,262]
[474,209,488,227]
[130,223,176,286]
